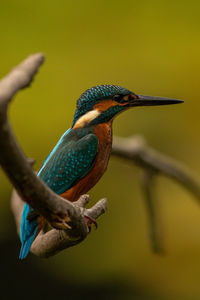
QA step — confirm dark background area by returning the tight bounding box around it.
[1,1,200,299]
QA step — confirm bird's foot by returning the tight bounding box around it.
[84,215,98,232]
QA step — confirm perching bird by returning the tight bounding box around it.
[19,85,183,259]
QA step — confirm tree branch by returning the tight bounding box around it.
[0,54,107,258]
[1,54,199,258]
[112,136,200,254]
[112,135,200,200]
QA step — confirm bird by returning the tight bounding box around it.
[19,84,183,259]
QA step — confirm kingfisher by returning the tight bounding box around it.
[19,85,183,259]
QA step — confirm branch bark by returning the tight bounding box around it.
[0,54,107,258]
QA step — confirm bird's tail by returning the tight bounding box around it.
[19,230,37,259]
[19,202,38,260]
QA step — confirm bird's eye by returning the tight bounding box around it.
[112,94,125,103]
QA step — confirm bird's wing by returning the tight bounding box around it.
[19,128,98,259]
[38,128,72,172]
[38,132,98,195]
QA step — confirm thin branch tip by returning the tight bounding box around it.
[85,198,107,220]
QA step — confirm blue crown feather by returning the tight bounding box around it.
[72,85,131,126]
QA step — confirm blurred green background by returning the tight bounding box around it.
[1,0,200,299]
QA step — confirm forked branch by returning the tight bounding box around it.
[0,54,199,258]
[112,136,200,253]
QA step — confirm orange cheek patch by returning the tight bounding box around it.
[94,99,130,111]
[94,100,119,111]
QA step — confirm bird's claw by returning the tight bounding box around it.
[84,215,98,232]
[51,214,72,230]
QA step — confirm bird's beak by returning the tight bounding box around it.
[130,94,184,107]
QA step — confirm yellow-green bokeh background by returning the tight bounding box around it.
[1,1,200,299]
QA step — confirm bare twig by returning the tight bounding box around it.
[0,54,107,258]
[112,135,200,200]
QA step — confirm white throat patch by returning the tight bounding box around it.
[74,109,100,128]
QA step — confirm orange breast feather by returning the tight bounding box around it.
[60,122,113,202]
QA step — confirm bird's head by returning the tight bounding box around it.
[72,85,183,128]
